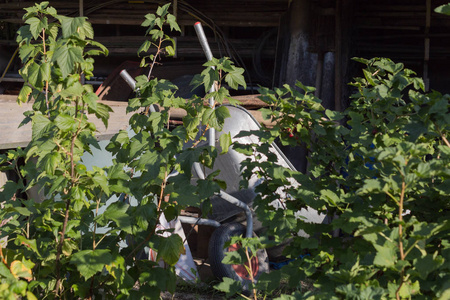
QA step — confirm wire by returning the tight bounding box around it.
[0,46,19,84]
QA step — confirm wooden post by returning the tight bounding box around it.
[79,0,83,17]
[424,0,431,91]
[334,0,342,111]
[284,0,316,88]
[315,52,324,98]
[334,0,354,111]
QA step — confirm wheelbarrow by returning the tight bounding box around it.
[119,22,328,287]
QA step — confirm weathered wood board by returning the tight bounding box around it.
[0,94,269,150]
[0,96,131,150]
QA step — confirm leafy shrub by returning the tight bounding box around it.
[230,57,449,299]
[1,2,448,300]
[0,2,245,299]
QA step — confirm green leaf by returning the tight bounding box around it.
[58,16,93,39]
[137,40,151,55]
[53,44,83,78]
[70,249,112,279]
[414,254,444,280]
[255,270,282,293]
[18,85,33,103]
[165,45,175,57]
[91,171,110,195]
[55,114,77,132]
[435,4,450,15]
[62,239,78,256]
[95,201,132,234]
[363,68,377,86]
[40,151,60,174]
[200,67,219,93]
[10,260,33,280]
[320,189,342,207]
[16,25,33,45]
[86,40,109,56]
[18,44,37,62]
[325,109,344,121]
[156,233,185,266]
[219,132,232,154]
[17,236,39,255]
[224,67,246,90]
[156,3,171,17]
[58,81,84,98]
[202,106,230,131]
[0,261,15,280]
[83,92,98,111]
[31,113,52,139]
[95,102,113,128]
[373,245,396,267]
[26,62,50,88]
[295,81,315,93]
[214,277,242,297]
[25,17,48,39]
[141,13,156,28]
[166,14,181,32]
[357,179,383,195]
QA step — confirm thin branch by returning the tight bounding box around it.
[55,98,84,297]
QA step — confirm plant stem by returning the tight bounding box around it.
[42,28,50,113]
[147,37,163,80]
[441,134,450,148]
[93,198,101,249]
[55,99,82,297]
[244,247,257,300]
[157,170,168,212]
[395,178,406,300]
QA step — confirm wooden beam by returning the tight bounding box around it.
[334,0,342,111]
[0,94,270,150]
[424,0,431,91]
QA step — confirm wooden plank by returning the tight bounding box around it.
[0,97,133,150]
[0,95,269,150]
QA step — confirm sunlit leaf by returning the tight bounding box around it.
[156,234,185,266]
[70,249,112,279]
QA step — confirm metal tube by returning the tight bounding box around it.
[193,162,205,180]
[219,191,253,238]
[194,22,214,61]
[119,69,136,90]
[120,69,156,113]
[178,216,221,228]
[194,22,215,147]
[194,23,254,238]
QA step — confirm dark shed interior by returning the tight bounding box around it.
[1,0,450,108]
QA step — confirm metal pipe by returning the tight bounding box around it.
[119,69,136,90]
[219,191,253,238]
[193,162,206,180]
[120,69,156,113]
[194,22,215,147]
[178,216,221,228]
[194,22,214,61]
[194,24,254,238]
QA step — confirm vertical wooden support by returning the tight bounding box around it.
[315,52,324,98]
[424,0,431,91]
[284,0,316,88]
[334,0,342,111]
[173,0,178,19]
[79,0,83,17]
[334,0,353,111]
[279,0,316,173]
